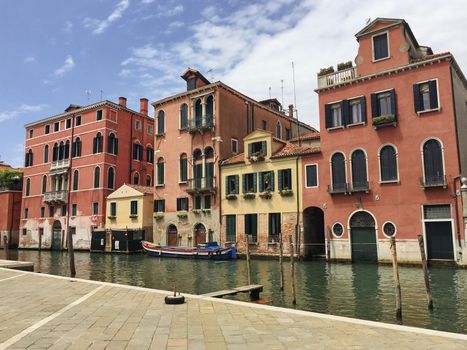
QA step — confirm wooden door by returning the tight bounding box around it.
[167,226,178,246]
[351,227,377,262]
[194,224,206,246]
[425,222,454,260]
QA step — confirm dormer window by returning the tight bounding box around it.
[373,33,389,61]
[248,141,266,158]
[187,78,196,91]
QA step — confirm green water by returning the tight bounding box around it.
[1,250,466,334]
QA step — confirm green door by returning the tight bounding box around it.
[425,222,454,260]
[351,227,377,262]
[52,221,62,251]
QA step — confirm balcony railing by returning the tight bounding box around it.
[186,177,216,194]
[349,181,370,193]
[50,159,70,174]
[187,116,214,132]
[317,67,357,89]
[43,190,68,204]
[327,183,348,195]
[420,175,447,189]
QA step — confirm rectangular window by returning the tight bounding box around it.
[39,228,44,236]
[22,228,27,236]
[92,202,99,215]
[176,197,188,211]
[180,157,188,182]
[231,138,238,153]
[147,125,153,135]
[130,200,138,216]
[371,90,396,121]
[153,199,165,212]
[49,206,54,217]
[204,195,211,209]
[66,119,72,129]
[96,110,103,121]
[70,227,76,235]
[135,120,141,131]
[24,208,28,219]
[262,120,267,130]
[29,129,33,138]
[242,173,257,193]
[72,204,77,216]
[325,103,343,128]
[40,207,45,218]
[278,169,292,190]
[259,171,274,192]
[378,93,391,115]
[268,213,281,243]
[75,115,81,126]
[349,99,363,124]
[414,80,439,113]
[45,125,50,134]
[194,196,202,210]
[54,122,60,132]
[62,205,67,216]
[305,164,318,188]
[226,175,239,194]
[110,202,116,217]
[244,214,258,242]
[285,128,291,140]
[157,162,164,185]
[423,205,451,220]
[226,215,236,242]
[248,141,266,157]
[373,32,389,60]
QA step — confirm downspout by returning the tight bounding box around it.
[452,176,462,249]
[295,156,301,257]
[66,114,76,276]
[218,159,223,246]
[129,113,133,183]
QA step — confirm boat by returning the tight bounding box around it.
[142,241,237,260]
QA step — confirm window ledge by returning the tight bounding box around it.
[248,242,258,246]
[417,107,441,116]
[326,125,344,131]
[129,214,138,218]
[179,181,188,185]
[268,242,278,246]
[347,122,366,128]
[372,56,391,63]
[155,184,165,188]
[379,180,399,185]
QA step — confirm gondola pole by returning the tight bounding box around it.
[245,233,251,285]
[418,234,433,310]
[289,235,296,305]
[279,232,284,291]
[390,237,402,319]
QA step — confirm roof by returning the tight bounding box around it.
[126,184,154,195]
[355,18,420,48]
[290,132,320,142]
[180,68,211,85]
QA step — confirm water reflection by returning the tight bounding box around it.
[1,250,466,334]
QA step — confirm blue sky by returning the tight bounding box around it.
[1,0,467,167]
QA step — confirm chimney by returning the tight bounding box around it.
[140,98,149,115]
[118,96,127,107]
[288,104,294,118]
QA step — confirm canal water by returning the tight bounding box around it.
[1,250,466,334]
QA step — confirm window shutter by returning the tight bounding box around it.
[360,96,367,123]
[261,141,267,155]
[93,138,97,154]
[259,172,264,192]
[115,138,118,155]
[278,170,283,191]
[413,83,421,112]
[225,177,229,195]
[270,171,275,191]
[248,143,252,156]
[324,104,332,128]
[429,80,438,109]
[242,174,246,193]
[371,93,378,118]
[390,89,397,119]
[234,175,239,194]
[253,173,257,192]
[341,100,349,126]
[71,142,76,158]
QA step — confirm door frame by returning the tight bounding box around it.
[421,204,456,260]
[347,209,379,261]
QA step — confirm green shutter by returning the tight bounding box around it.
[278,170,283,191]
[428,80,438,109]
[248,143,252,156]
[261,141,267,155]
[270,171,275,191]
[253,173,257,192]
[259,172,264,192]
[225,176,229,195]
[242,174,246,193]
[234,175,239,194]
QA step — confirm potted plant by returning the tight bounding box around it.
[259,191,272,199]
[337,61,353,71]
[177,210,188,218]
[372,114,396,128]
[226,193,238,200]
[192,209,201,215]
[243,192,256,199]
[249,151,265,162]
[279,188,294,196]
[317,66,335,77]
[153,212,164,220]
[202,208,211,214]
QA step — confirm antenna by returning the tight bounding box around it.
[280,79,284,109]
[268,86,272,99]
[207,68,214,81]
[85,90,91,103]
[100,90,104,100]
[291,61,301,146]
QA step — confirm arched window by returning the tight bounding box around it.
[157,110,165,135]
[195,99,202,127]
[380,145,398,182]
[72,137,82,157]
[204,146,214,184]
[133,142,143,160]
[351,150,368,191]
[93,132,103,154]
[276,121,282,139]
[52,143,59,161]
[331,152,346,192]
[94,167,100,188]
[146,146,154,163]
[42,175,47,194]
[44,145,49,163]
[206,95,214,125]
[58,141,64,160]
[180,153,188,182]
[180,103,188,129]
[107,133,118,155]
[24,149,33,167]
[193,149,202,161]
[204,146,214,159]
[133,172,140,185]
[73,170,79,191]
[156,158,165,186]
[108,167,115,189]
[146,175,152,186]
[423,139,444,185]
[64,140,70,159]
[25,178,30,196]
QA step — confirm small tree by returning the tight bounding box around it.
[0,169,23,190]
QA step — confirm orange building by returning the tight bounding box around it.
[20,98,154,250]
[151,69,315,246]
[0,162,22,248]
[301,18,467,265]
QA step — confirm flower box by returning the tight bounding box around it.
[153,212,164,220]
[372,114,396,129]
[279,189,294,197]
[192,209,201,215]
[202,208,211,214]
[243,192,256,199]
[318,66,335,76]
[177,210,188,218]
[226,194,238,200]
[337,61,353,71]
[248,152,265,163]
[259,191,272,199]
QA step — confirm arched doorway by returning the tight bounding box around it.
[303,207,325,259]
[194,223,206,246]
[167,225,178,246]
[349,211,377,262]
[52,220,62,251]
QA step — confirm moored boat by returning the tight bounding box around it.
[142,241,237,260]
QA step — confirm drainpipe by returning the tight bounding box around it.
[295,156,301,257]
[129,113,133,182]
[218,159,223,246]
[453,176,463,248]
[66,114,76,276]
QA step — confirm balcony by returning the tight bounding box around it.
[317,67,357,89]
[50,159,70,174]
[328,183,348,195]
[187,116,214,132]
[43,190,68,204]
[420,175,447,189]
[349,181,370,193]
[186,177,216,194]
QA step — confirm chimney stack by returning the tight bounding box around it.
[118,96,127,107]
[288,104,294,118]
[140,98,149,115]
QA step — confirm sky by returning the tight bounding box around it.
[1,0,466,167]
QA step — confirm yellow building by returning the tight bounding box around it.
[103,184,154,253]
[220,130,319,256]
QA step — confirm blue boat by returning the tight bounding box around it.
[142,241,237,260]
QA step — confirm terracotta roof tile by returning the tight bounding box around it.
[270,143,321,159]
[126,184,154,195]
[290,132,320,142]
[221,153,245,165]
[410,52,451,63]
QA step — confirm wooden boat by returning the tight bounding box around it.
[142,241,237,260]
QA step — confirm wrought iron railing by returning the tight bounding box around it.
[420,175,447,188]
[186,177,215,193]
[327,183,348,194]
[187,116,214,131]
[349,181,370,193]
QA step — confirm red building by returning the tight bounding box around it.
[0,162,22,248]
[301,18,467,265]
[20,97,154,250]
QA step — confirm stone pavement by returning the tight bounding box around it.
[0,268,466,350]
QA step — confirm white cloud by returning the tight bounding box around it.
[83,0,130,35]
[63,21,73,33]
[141,0,154,3]
[141,3,184,20]
[24,56,35,63]
[54,55,75,77]
[0,104,47,123]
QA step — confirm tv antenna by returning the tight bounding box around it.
[268,86,272,99]
[85,90,91,103]
[207,68,214,81]
[280,79,284,109]
[100,90,104,100]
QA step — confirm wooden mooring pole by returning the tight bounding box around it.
[326,226,331,261]
[245,233,251,285]
[67,228,76,277]
[417,234,433,310]
[279,232,284,291]
[289,235,296,305]
[390,237,402,319]
[3,235,9,260]
[38,230,42,252]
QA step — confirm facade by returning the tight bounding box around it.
[151,68,315,247]
[221,130,319,255]
[0,163,23,248]
[20,97,154,250]
[301,18,467,265]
